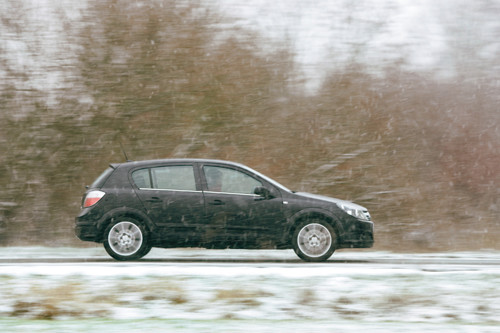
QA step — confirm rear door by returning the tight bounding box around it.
[131,164,205,244]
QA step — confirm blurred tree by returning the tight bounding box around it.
[77,0,294,161]
[0,0,295,244]
[297,69,500,250]
[0,0,498,251]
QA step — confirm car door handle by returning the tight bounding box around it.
[146,197,161,203]
[209,199,225,206]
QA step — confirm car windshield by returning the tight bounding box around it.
[238,163,292,193]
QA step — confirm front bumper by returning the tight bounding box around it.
[339,219,374,249]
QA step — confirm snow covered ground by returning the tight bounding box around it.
[1,247,499,332]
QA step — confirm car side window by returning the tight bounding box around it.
[132,166,196,191]
[151,165,196,191]
[203,166,262,195]
[132,169,152,188]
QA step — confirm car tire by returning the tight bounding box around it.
[292,219,337,262]
[103,218,150,261]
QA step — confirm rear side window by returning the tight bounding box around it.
[152,166,196,191]
[132,166,196,191]
[90,167,114,188]
[131,169,151,188]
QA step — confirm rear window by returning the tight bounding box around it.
[90,167,115,188]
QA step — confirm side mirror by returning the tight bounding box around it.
[254,186,274,200]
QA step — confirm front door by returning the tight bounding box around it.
[201,165,284,248]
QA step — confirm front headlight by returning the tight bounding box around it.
[337,202,371,221]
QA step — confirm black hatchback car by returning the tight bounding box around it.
[76,159,373,262]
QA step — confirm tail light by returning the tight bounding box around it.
[83,190,106,208]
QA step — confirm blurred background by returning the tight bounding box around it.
[0,0,498,251]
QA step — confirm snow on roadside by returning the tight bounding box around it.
[0,247,500,332]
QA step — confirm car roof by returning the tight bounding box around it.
[113,158,247,170]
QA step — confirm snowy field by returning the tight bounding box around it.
[1,247,500,332]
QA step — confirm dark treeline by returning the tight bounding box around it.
[1,0,498,250]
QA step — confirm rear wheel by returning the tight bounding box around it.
[292,219,337,262]
[103,218,150,261]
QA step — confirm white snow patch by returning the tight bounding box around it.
[0,247,499,332]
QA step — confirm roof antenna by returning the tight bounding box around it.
[119,141,132,162]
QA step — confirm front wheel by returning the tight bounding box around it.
[103,218,150,261]
[292,219,337,262]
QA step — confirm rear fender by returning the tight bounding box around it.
[96,207,155,240]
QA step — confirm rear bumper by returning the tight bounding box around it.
[75,222,99,242]
[75,209,100,242]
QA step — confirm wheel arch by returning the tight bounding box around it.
[96,207,154,242]
[287,208,343,246]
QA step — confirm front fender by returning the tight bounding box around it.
[284,208,345,244]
